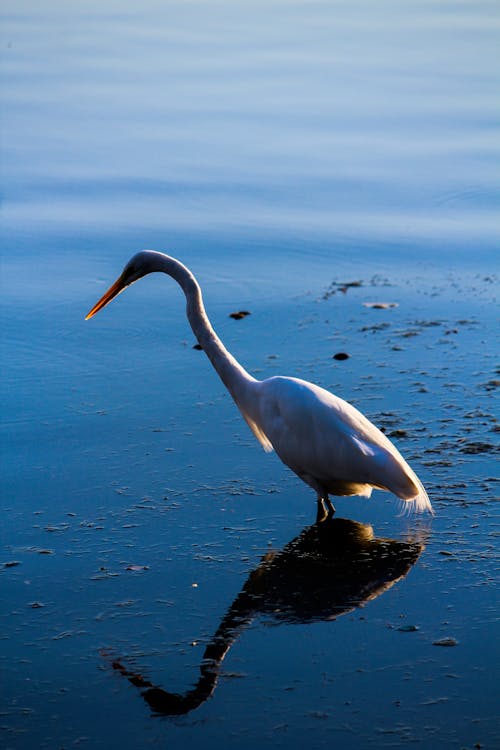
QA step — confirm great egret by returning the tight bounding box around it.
[86,251,432,519]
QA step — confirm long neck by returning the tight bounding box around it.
[150,253,256,403]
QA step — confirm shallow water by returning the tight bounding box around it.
[1,2,499,749]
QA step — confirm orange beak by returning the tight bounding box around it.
[85,272,128,320]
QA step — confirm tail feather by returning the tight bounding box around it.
[368,440,433,514]
[397,473,433,515]
[400,482,433,515]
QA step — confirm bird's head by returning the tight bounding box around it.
[85,251,161,320]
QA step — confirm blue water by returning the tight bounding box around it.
[1,2,499,749]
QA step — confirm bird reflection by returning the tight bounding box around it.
[110,518,424,716]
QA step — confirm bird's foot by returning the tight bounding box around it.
[316,497,335,524]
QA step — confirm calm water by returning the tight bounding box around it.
[1,2,499,748]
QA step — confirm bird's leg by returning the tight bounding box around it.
[325,496,336,517]
[316,497,327,523]
[316,494,336,524]
[316,495,328,524]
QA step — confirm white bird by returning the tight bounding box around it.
[86,251,433,521]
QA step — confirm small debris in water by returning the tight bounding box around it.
[29,601,44,608]
[397,624,419,632]
[229,310,251,320]
[388,429,409,438]
[333,352,350,361]
[323,280,363,299]
[483,379,500,391]
[400,330,419,338]
[361,322,391,332]
[44,523,70,532]
[363,302,399,309]
[433,637,458,647]
[459,441,499,454]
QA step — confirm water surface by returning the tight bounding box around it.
[1,2,499,749]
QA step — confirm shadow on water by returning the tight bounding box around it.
[109,517,425,716]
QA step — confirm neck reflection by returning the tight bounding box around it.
[110,517,425,716]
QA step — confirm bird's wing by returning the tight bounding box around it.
[257,377,431,511]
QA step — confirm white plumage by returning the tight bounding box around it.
[86,250,432,521]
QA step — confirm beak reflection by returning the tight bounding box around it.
[109,517,425,716]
